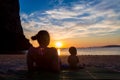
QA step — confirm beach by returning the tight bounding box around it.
[0,54,120,79]
[60,55,120,71]
[1,54,120,71]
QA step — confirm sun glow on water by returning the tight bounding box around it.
[57,49,61,56]
[55,42,63,55]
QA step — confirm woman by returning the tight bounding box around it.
[27,30,60,73]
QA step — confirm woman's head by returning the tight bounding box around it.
[69,47,77,55]
[31,30,50,47]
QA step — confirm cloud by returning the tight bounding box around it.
[20,0,120,40]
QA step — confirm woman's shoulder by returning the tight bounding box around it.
[50,47,57,50]
[47,47,57,51]
[28,46,40,54]
[47,47,58,55]
[29,46,37,51]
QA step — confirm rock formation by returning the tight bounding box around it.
[0,0,31,51]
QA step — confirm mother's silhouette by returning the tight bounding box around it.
[27,30,60,73]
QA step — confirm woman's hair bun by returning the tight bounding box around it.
[31,35,37,40]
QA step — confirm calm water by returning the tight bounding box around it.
[59,47,120,55]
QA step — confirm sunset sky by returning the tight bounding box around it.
[19,0,120,48]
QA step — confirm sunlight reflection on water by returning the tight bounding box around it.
[57,48,61,55]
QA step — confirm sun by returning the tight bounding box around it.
[55,42,62,48]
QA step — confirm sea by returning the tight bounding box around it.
[14,47,120,56]
[59,47,120,55]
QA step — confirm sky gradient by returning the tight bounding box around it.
[19,0,120,48]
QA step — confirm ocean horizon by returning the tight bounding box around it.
[59,47,120,55]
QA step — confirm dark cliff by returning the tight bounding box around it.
[0,0,31,51]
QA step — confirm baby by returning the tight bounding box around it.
[68,46,79,69]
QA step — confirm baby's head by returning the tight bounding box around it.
[69,47,77,55]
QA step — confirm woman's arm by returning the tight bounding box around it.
[51,48,61,73]
[27,48,34,73]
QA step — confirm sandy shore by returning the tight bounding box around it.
[0,54,120,72]
[60,55,120,70]
[0,54,120,80]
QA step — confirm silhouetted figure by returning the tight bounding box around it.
[68,47,79,69]
[27,30,60,74]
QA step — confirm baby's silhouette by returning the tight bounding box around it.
[68,47,79,69]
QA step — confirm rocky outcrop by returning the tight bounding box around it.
[0,0,31,51]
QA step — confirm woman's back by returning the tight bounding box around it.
[27,46,60,72]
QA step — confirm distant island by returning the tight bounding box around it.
[79,45,120,49]
[102,45,120,48]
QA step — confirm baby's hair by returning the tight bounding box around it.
[69,46,77,55]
